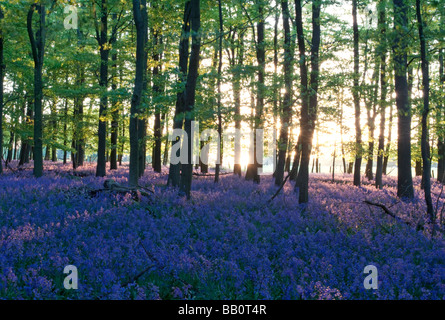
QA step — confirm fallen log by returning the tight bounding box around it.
[89,179,152,201]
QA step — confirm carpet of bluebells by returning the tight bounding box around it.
[0,161,444,300]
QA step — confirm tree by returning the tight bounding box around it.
[214,0,224,183]
[27,2,46,178]
[275,0,293,186]
[179,0,201,199]
[415,0,434,224]
[294,0,321,204]
[437,4,445,183]
[129,0,148,187]
[168,0,191,187]
[393,0,414,199]
[352,0,362,187]
[93,0,126,177]
[375,0,388,189]
[245,0,266,184]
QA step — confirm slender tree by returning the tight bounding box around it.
[214,0,224,183]
[416,0,434,225]
[352,0,362,187]
[375,0,388,189]
[393,0,414,199]
[168,0,191,187]
[245,0,265,184]
[27,2,46,178]
[179,0,201,199]
[275,0,293,186]
[129,0,148,187]
[294,0,321,203]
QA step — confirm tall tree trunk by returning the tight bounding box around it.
[375,0,387,189]
[275,0,293,186]
[352,0,362,186]
[152,28,163,173]
[245,1,265,184]
[168,1,191,187]
[214,0,224,183]
[179,0,201,199]
[272,6,279,179]
[27,3,45,178]
[393,0,414,198]
[110,14,118,170]
[138,6,149,179]
[232,30,244,176]
[437,7,445,183]
[416,0,434,224]
[364,58,379,181]
[73,30,85,169]
[294,0,321,203]
[95,0,109,177]
[129,0,148,187]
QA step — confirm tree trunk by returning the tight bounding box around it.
[393,0,414,199]
[138,7,149,179]
[275,0,293,186]
[110,14,119,170]
[168,1,191,187]
[375,0,387,189]
[27,3,45,178]
[179,0,201,199]
[352,0,362,187]
[245,2,265,184]
[95,0,109,177]
[437,7,445,183]
[129,0,148,187]
[416,0,434,223]
[295,0,321,203]
[214,0,224,183]
[152,28,163,173]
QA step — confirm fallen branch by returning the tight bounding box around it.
[121,263,155,288]
[268,173,291,203]
[89,179,152,201]
[363,200,422,230]
[193,171,232,177]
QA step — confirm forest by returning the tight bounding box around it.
[0,0,444,300]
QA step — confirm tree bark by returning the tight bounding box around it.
[179,0,201,199]
[245,1,265,184]
[275,0,293,186]
[214,0,224,183]
[416,0,434,223]
[27,3,45,178]
[129,0,148,187]
[294,0,321,203]
[110,14,119,170]
[393,0,414,199]
[375,0,387,189]
[352,0,362,187]
[152,28,163,173]
[168,1,191,187]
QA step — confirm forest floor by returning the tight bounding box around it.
[0,161,444,299]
